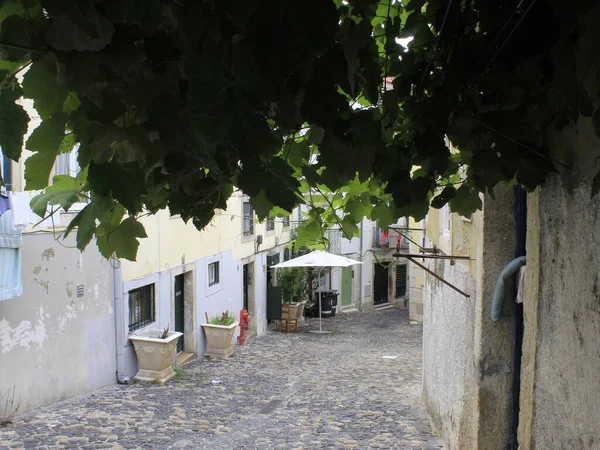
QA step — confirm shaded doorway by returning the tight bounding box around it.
[243,262,257,335]
[373,263,388,304]
[341,267,353,307]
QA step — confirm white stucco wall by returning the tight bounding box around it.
[0,233,115,416]
[422,258,479,449]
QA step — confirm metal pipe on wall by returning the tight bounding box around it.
[112,259,130,384]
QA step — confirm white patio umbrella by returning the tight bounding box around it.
[272,250,362,334]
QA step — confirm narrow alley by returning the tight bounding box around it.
[0,310,444,449]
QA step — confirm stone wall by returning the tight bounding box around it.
[422,187,517,449]
[518,7,600,446]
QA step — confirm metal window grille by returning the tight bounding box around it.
[209,261,220,286]
[128,284,155,332]
[283,216,290,227]
[266,219,275,231]
[395,264,407,298]
[243,201,254,235]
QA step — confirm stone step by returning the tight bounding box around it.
[176,352,195,366]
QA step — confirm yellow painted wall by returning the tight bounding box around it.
[121,192,294,281]
[423,206,481,277]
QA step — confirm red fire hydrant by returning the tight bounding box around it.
[238,308,250,345]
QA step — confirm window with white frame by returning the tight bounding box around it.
[128,284,155,332]
[440,204,451,235]
[0,146,12,191]
[208,261,220,286]
[283,215,290,227]
[55,145,81,177]
[266,218,275,232]
[243,199,254,235]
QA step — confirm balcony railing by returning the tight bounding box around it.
[372,226,409,250]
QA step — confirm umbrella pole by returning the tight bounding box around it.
[319,291,322,333]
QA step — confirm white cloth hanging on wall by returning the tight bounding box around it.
[516,265,526,304]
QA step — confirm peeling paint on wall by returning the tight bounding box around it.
[41,248,55,261]
[57,301,79,333]
[0,307,46,354]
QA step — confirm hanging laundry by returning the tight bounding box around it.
[0,209,22,301]
[0,196,10,216]
[10,191,53,229]
[491,256,526,321]
[380,229,389,247]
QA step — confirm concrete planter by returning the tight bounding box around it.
[201,322,239,359]
[282,303,299,319]
[293,301,307,323]
[129,330,183,383]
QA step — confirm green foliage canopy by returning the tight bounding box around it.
[0,0,596,258]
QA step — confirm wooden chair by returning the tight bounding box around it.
[279,304,298,332]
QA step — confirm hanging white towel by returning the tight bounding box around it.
[516,265,526,304]
[10,191,54,229]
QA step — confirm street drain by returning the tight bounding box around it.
[259,399,283,414]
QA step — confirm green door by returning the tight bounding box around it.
[174,274,184,353]
[341,267,353,307]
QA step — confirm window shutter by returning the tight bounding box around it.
[395,264,407,298]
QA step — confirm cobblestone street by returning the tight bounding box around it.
[0,309,443,450]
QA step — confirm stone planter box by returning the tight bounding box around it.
[129,329,183,383]
[282,303,299,320]
[201,322,239,359]
[293,301,307,323]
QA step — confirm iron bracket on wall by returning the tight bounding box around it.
[390,227,471,298]
[400,255,471,298]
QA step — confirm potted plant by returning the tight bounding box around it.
[201,311,239,359]
[277,266,326,322]
[129,326,183,383]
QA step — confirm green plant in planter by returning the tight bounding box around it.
[277,267,329,303]
[208,311,237,326]
[277,267,308,303]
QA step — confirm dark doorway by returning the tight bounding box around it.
[373,263,389,304]
[509,186,527,449]
[243,264,249,311]
[174,274,184,353]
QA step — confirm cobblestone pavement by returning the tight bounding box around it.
[0,308,444,450]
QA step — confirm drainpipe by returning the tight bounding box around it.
[112,260,130,384]
[358,219,364,311]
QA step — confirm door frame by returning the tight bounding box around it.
[170,265,196,354]
[241,260,257,334]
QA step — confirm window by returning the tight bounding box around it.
[266,218,275,232]
[440,204,450,235]
[129,284,155,332]
[243,200,254,235]
[208,261,220,286]
[283,215,290,228]
[395,264,407,298]
[0,147,11,191]
[55,146,80,177]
